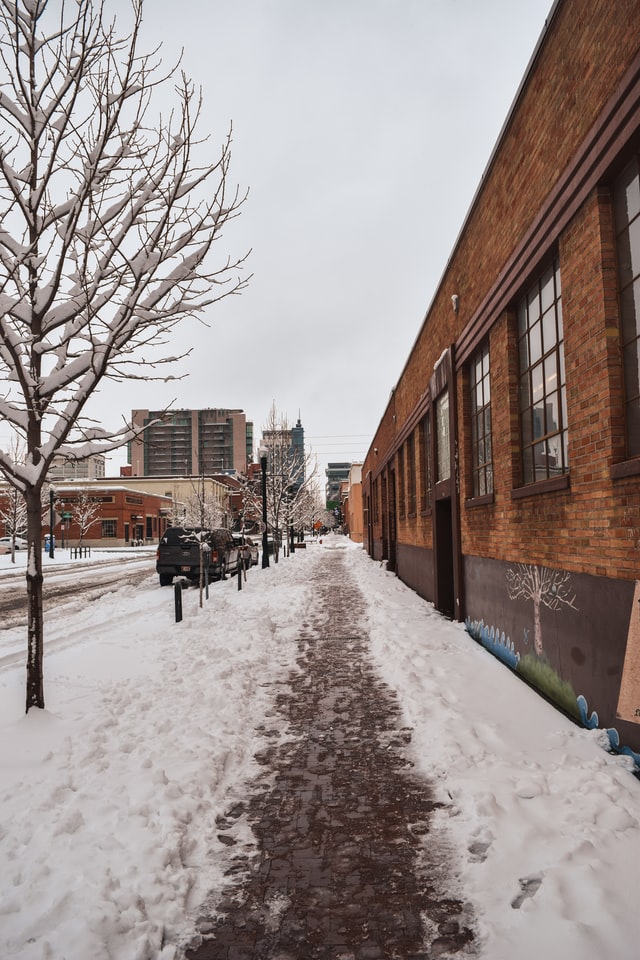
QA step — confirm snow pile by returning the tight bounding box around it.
[0,537,639,960]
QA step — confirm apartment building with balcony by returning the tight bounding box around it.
[129,408,252,477]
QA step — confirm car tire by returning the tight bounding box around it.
[159,573,173,586]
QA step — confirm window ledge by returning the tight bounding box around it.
[511,474,570,500]
[465,493,495,508]
[610,458,640,480]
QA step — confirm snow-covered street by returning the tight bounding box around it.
[0,538,639,960]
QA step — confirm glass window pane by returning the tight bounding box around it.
[531,362,544,402]
[436,390,450,481]
[556,298,563,340]
[561,429,569,470]
[519,333,529,370]
[533,402,545,439]
[540,265,555,313]
[542,307,556,354]
[629,217,640,281]
[533,441,546,480]
[624,341,640,401]
[544,354,558,395]
[620,275,640,344]
[627,398,640,457]
[520,373,531,410]
[527,287,541,324]
[484,371,491,403]
[614,157,640,228]
[521,409,532,447]
[523,447,534,483]
[546,390,559,434]
[529,320,542,364]
[517,300,528,337]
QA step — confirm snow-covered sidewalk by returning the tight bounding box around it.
[0,537,638,960]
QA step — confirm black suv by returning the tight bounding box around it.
[156,527,239,586]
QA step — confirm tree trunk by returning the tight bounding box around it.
[25,486,45,711]
[533,594,543,657]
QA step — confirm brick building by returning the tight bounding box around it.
[363,0,640,759]
[0,481,174,547]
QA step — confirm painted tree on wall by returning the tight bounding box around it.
[506,563,578,657]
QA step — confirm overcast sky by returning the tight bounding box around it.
[88,0,554,480]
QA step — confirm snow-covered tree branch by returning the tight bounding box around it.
[0,0,249,710]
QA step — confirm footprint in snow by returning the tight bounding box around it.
[511,873,543,909]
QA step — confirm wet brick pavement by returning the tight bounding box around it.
[185,547,475,959]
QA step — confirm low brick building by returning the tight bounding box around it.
[0,482,174,547]
[363,0,640,758]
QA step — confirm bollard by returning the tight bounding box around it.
[205,564,209,600]
[237,560,242,591]
[174,581,183,623]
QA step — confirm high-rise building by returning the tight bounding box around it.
[261,416,306,493]
[129,408,252,477]
[325,462,351,505]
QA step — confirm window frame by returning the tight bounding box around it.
[101,518,117,538]
[419,412,432,512]
[406,431,417,516]
[516,257,569,486]
[613,152,640,460]
[397,444,406,520]
[469,341,494,498]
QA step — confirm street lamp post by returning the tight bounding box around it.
[259,445,270,568]
[49,488,55,559]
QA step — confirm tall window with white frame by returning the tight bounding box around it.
[470,342,493,496]
[614,154,640,457]
[517,258,568,483]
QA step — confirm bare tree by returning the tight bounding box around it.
[0,0,249,710]
[0,436,28,561]
[506,563,578,657]
[72,490,101,546]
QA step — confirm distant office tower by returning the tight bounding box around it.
[129,408,252,477]
[325,462,351,504]
[262,417,306,493]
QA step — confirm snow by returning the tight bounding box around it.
[0,537,639,960]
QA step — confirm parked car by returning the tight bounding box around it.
[156,527,239,587]
[0,536,28,551]
[232,534,259,567]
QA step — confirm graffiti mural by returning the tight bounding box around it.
[506,563,578,657]
[464,558,640,768]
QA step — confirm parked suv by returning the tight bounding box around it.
[156,527,239,587]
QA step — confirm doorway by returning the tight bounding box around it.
[434,495,455,618]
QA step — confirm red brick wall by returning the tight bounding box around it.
[365,0,640,582]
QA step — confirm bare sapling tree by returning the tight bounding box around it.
[0,436,27,561]
[0,0,249,711]
[72,490,101,546]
